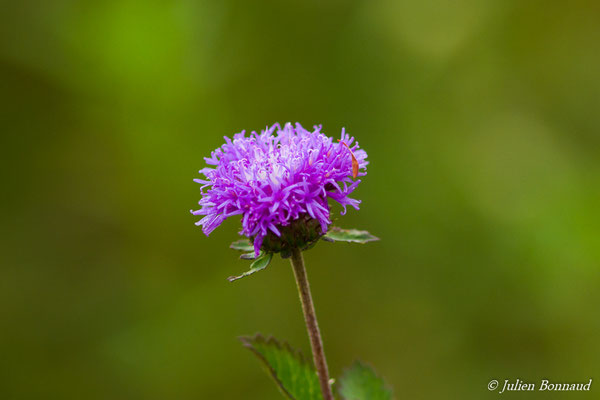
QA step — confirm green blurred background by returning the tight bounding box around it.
[1,0,599,399]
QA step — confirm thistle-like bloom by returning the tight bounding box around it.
[191,122,368,255]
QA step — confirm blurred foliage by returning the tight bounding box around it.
[1,0,599,399]
[240,334,323,400]
[338,361,393,400]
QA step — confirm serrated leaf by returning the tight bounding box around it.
[227,253,272,282]
[230,239,254,252]
[323,227,379,244]
[240,334,323,400]
[337,362,393,400]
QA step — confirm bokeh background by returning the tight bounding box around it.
[2,0,599,399]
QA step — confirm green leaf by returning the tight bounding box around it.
[337,362,393,400]
[323,227,379,244]
[230,239,254,252]
[240,252,260,260]
[240,334,323,400]
[227,253,272,282]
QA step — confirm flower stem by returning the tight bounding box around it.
[289,247,334,400]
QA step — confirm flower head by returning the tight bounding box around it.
[191,122,368,255]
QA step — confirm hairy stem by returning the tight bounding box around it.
[289,247,334,400]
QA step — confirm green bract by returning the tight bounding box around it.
[323,227,379,244]
[227,226,378,282]
[227,253,273,282]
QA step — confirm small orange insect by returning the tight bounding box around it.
[338,140,359,179]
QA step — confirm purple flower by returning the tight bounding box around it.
[191,122,368,255]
